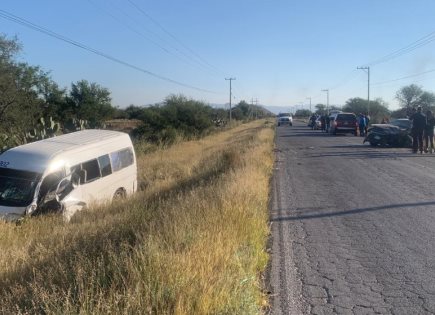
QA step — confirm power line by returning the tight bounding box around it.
[0,9,218,94]
[87,0,221,78]
[372,68,435,86]
[365,30,435,67]
[126,0,224,76]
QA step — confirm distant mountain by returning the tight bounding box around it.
[262,106,293,115]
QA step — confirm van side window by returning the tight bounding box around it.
[81,159,101,183]
[98,154,112,177]
[110,148,134,172]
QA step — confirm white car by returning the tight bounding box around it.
[277,113,293,126]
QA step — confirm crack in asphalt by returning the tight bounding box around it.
[269,122,435,314]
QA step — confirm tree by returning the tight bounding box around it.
[163,94,213,136]
[294,109,311,117]
[0,35,25,119]
[315,104,326,115]
[419,91,435,110]
[40,80,67,121]
[0,35,58,144]
[343,97,389,124]
[234,100,250,117]
[66,80,114,126]
[395,84,435,116]
[124,105,145,120]
[395,84,423,109]
[329,105,342,112]
[232,100,272,120]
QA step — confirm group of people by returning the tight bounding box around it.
[409,106,435,154]
[308,114,330,132]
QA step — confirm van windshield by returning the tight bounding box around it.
[0,168,41,207]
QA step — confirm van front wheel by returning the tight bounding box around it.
[113,188,126,200]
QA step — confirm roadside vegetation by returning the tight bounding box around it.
[294,85,435,124]
[0,119,274,314]
[0,34,272,152]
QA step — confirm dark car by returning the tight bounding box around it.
[364,121,412,147]
[329,112,358,135]
[390,118,411,131]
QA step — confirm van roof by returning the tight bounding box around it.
[0,130,130,174]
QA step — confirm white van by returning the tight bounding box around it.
[0,130,137,221]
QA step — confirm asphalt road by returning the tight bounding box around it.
[268,120,435,315]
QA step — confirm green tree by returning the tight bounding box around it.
[66,80,115,126]
[40,80,67,122]
[231,106,244,120]
[234,100,250,117]
[0,34,57,145]
[315,104,326,115]
[124,104,145,120]
[395,84,435,116]
[395,84,423,109]
[343,97,389,124]
[164,94,213,136]
[134,94,216,144]
[294,109,311,117]
[419,91,435,110]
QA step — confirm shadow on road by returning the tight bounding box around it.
[278,126,330,138]
[271,200,435,222]
[280,132,331,137]
[307,149,431,159]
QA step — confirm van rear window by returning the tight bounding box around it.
[337,114,356,121]
[110,148,134,172]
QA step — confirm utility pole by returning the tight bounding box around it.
[306,97,312,113]
[250,98,254,120]
[254,98,258,119]
[321,89,329,114]
[225,78,236,124]
[357,66,370,115]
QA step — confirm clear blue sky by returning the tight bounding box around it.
[2,0,435,112]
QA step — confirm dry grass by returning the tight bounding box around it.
[0,119,275,314]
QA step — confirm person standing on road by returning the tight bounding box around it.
[358,113,366,137]
[425,110,435,153]
[364,113,370,135]
[309,114,317,129]
[320,115,326,132]
[325,115,330,133]
[410,106,426,154]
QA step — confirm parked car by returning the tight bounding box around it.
[329,112,358,135]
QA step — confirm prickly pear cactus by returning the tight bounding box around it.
[63,118,89,133]
[25,117,61,143]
